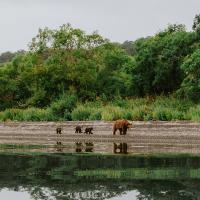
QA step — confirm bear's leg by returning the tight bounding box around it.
[119,128,123,135]
[123,127,127,135]
[113,143,117,153]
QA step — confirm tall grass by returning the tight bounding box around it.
[0,96,199,121]
[0,108,52,121]
[186,105,200,120]
[71,102,102,121]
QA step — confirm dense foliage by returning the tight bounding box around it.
[0,15,200,120]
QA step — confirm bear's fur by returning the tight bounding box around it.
[113,119,132,135]
[56,127,62,134]
[75,126,82,133]
[84,127,93,134]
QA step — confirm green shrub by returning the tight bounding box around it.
[0,108,51,121]
[21,108,50,121]
[0,96,197,121]
[152,107,184,121]
[152,96,192,112]
[71,105,92,121]
[49,94,77,120]
[123,112,134,120]
[101,106,125,121]
[186,105,200,120]
[89,110,102,120]
[128,105,150,121]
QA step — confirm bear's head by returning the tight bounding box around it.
[124,120,133,128]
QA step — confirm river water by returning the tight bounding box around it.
[0,147,200,200]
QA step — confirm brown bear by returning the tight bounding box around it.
[56,127,62,135]
[75,125,82,133]
[84,127,93,134]
[113,119,132,135]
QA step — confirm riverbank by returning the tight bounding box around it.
[0,121,200,154]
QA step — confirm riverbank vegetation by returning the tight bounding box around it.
[0,14,200,121]
[0,96,199,121]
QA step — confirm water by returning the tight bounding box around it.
[0,148,199,200]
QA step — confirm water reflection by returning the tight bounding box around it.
[56,141,63,152]
[75,142,94,153]
[75,142,83,152]
[113,143,128,154]
[85,142,94,152]
[0,153,200,199]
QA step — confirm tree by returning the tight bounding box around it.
[96,43,133,98]
[178,49,200,101]
[192,14,200,40]
[130,26,196,96]
[0,50,25,64]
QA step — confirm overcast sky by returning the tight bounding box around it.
[0,0,199,53]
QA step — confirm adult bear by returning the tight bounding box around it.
[113,119,132,135]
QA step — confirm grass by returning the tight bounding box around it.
[0,144,46,149]
[186,105,200,120]
[0,96,199,121]
[0,108,52,121]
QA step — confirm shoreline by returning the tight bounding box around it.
[0,121,199,154]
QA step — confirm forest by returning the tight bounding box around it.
[0,14,200,121]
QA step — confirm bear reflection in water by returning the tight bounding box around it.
[113,143,128,154]
[75,142,94,153]
[56,141,63,152]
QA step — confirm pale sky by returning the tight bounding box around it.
[0,0,199,53]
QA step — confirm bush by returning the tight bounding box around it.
[0,109,22,121]
[152,107,184,120]
[131,105,152,121]
[49,94,77,120]
[21,108,50,121]
[101,106,125,121]
[0,96,198,121]
[186,105,200,120]
[89,111,102,120]
[153,96,192,112]
[71,105,92,121]
[0,108,51,121]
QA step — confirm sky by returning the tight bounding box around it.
[0,0,199,53]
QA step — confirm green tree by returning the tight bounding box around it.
[96,43,133,98]
[178,49,200,101]
[131,25,196,96]
[193,14,200,37]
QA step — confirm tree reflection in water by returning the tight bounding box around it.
[0,153,199,199]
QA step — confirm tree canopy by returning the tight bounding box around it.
[0,15,200,111]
